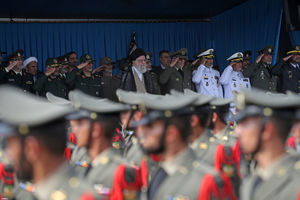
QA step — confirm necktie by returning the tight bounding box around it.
[148,167,168,200]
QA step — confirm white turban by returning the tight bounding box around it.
[23,57,38,69]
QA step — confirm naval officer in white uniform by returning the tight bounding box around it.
[220,52,251,99]
[192,49,223,98]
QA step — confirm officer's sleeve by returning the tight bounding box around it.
[192,65,205,84]
[65,67,79,87]
[220,66,233,85]
[271,59,285,75]
[33,74,48,92]
[242,63,258,78]
[159,66,173,84]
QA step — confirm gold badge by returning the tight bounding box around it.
[123,189,137,200]
[200,143,208,149]
[164,110,172,118]
[277,168,286,177]
[86,55,91,59]
[294,161,300,170]
[296,46,300,51]
[178,167,188,174]
[100,156,109,165]
[209,137,215,142]
[68,177,80,188]
[222,164,234,177]
[53,59,58,64]
[50,190,66,200]
[238,53,242,57]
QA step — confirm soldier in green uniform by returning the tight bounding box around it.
[0,50,35,93]
[66,54,103,98]
[272,45,300,93]
[242,45,277,91]
[0,86,100,200]
[159,48,191,93]
[133,92,236,200]
[116,89,148,166]
[209,98,237,147]
[34,58,69,98]
[173,89,222,167]
[67,90,141,199]
[234,89,300,200]
[93,56,121,101]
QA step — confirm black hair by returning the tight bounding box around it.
[159,50,169,57]
[271,117,294,142]
[168,116,191,143]
[95,119,118,141]
[27,119,67,156]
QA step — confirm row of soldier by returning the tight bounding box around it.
[0,45,300,102]
[0,83,299,199]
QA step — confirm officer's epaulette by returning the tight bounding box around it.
[19,182,35,193]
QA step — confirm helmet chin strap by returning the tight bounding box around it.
[86,119,95,150]
[251,117,269,157]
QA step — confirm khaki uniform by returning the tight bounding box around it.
[143,148,227,200]
[83,148,123,197]
[214,125,237,147]
[190,129,220,166]
[240,153,300,200]
[159,66,184,93]
[123,134,145,167]
[34,163,99,200]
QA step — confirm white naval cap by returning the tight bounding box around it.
[23,57,38,68]
[197,49,214,58]
[226,52,243,62]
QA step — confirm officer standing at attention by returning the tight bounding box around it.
[34,58,69,98]
[0,86,100,200]
[272,45,300,93]
[192,49,223,98]
[67,90,141,199]
[220,52,251,99]
[133,93,236,200]
[66,54,103,98]
[0,50,35,93]
[234,89,300,200]
[242,45,277,91]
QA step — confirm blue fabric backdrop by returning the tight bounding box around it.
[211,0,283,71]
[0,22,212,72]
[290,31,300,46]
[0,0,283,72]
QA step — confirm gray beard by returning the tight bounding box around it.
[135,64,147,74]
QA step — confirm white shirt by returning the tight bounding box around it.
[220,65,251,99]
[5,67,22,75]
[160,64,166,70]
[290,63,299,69]
[132,66,143,81]
[192,64,223,98]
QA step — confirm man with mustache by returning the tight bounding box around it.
[242,45,277,92]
